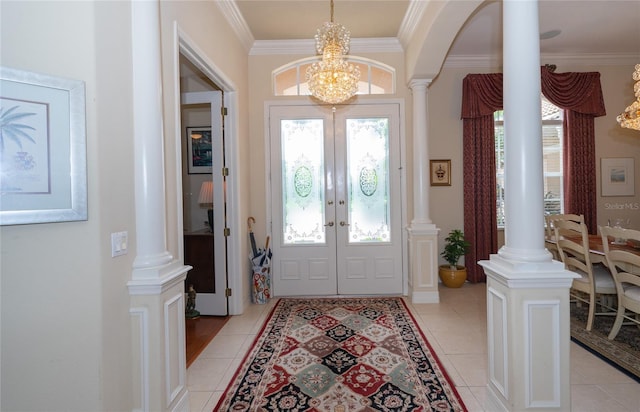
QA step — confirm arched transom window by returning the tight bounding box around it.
[273,57,395,97]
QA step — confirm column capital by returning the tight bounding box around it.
[408,78,432,90]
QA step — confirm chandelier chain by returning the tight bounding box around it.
[306,0,360,104]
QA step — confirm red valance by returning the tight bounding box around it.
[461,66,606,118]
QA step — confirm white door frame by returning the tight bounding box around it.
[264,99,409,295]
[176,24,243,315]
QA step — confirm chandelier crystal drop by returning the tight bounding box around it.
[306,0,360,105]
[617,64,640,131]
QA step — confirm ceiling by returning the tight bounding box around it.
[181,1,639,87]
[234,0,640,58]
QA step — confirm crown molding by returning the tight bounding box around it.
[397,0,428,48]
[216,0,254,52]
[250,37,403,56]
[444,53,640,69]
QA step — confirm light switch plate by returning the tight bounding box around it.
[111,231,128,257]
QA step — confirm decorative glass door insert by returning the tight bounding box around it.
[281,119,326,245]
[346,118,390,243]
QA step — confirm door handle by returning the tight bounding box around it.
[324,221,334,227]
[340,221,350,227]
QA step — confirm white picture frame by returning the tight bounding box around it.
[0,67,87,225]
[601,157,635,197]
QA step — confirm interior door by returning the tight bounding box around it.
[270,104,402,296]
[182,91,227,315]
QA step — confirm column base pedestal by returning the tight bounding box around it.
[480,255,576,411]
[408,226,440,303]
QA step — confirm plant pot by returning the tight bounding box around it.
[438,265,467,288]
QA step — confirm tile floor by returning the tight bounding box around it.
[187,283,640,411]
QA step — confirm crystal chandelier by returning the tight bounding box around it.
[306,0,360,104]
[617,64,640,131]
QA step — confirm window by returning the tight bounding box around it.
[495,97,563,228]
[273,57,395,97]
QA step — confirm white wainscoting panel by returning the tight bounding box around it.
[524,300,561,408]
[487,286,508,399]
[164,293,186,406]
[130,307,149,412]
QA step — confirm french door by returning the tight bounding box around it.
[181,90,227,315]
[269,103,403,296]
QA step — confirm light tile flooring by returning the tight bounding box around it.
[187,283,640,411]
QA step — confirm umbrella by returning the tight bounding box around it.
[248,219,272,304]
[247,216,258,257]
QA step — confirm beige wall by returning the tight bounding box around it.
[1,2,133,410]
[0,1,251,410]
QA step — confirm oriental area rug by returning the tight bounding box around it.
[570,302,640,382]
[216,297,467,411]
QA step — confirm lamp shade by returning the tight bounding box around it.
[198,181,213,204]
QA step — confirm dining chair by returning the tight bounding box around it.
[599,225,640,340]
[555,219,616,331]
[545,214,584,261]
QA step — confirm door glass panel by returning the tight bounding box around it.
[281,119,325,244]
[346,118,390,243]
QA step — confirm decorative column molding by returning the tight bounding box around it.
[407,79,439,304]
[480,1,576,411]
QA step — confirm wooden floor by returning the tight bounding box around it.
[185,315,229,368]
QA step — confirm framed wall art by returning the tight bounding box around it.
[601,157,635,197]
[430,159,451,186]
[0,67,87,225]
[186,126,212,174]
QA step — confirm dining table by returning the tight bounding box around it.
[547,233,640,270]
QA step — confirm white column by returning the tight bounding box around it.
[408,79,439,303]
[498,0,548,264]
[128,2,190,411]
[479,1,577,411]
[409,79,436,229]
[131,0,173,278]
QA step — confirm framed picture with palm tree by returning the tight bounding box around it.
[0,67,87,225]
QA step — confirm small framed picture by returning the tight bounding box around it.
[601,157,635,196]
[430,159,451,186]
[186,126,212,174]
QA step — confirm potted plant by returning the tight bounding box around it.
[439,229,471,288]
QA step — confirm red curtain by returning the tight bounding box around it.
[461,67,605,283]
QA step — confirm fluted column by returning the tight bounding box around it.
[479,1,576,411]
[407,79,439,303]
